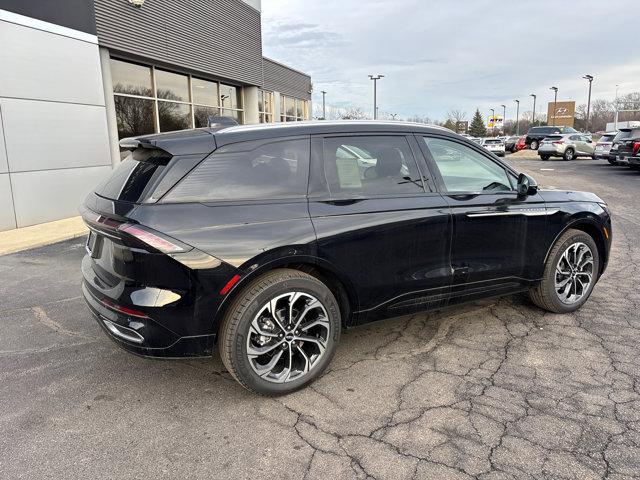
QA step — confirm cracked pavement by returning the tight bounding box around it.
[1,158,639,479]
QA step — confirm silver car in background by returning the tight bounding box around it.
[537,133,595,161]
[480,138,505,157]
[593,132,617,161]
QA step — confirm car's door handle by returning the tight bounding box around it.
[320,199,365,206]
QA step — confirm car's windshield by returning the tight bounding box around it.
[561,127,578,133]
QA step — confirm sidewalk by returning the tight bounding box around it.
[0,216,87,255]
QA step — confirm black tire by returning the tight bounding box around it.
[530,140,539,150]
[607,158,617,165]
[540,154,551,161]
[219,268,341,395]
[563,148,575,161]
[529,229,599,314]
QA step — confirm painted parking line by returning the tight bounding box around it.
[540,168,555,171]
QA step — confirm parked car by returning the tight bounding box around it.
[81,121,612,395]
[515,135,527,152]
[480,138,506,156]
[504,135,520,153]
[608,127,640,166]
[626,143,640,170]
[526,126,579,150]
[538,134,595,161]
[593,132,617,161]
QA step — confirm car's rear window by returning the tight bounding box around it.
[614,130,634,141]
[560,127,578,133]
[599,134,615,143]
[163,138,310,203]
[545,135,563,140]
[483,139,502,145]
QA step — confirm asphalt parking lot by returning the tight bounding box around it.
[1,157,639,480]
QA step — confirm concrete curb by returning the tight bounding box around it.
[0,216,88,256]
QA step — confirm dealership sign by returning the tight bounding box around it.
[487,115,503,129]
[547,101,576,127]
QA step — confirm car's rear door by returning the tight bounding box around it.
[417,135,549,303]
[308,133,452,322]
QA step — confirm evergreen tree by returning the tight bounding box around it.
[442,119,456,131]
[469,109,487,137]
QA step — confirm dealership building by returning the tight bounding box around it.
[0,0,312,231]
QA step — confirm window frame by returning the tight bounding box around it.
[280,94,309,122]
[416,134,519,196]
[309,133,430,201]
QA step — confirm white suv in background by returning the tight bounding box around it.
[480,138,506,157]
[538,134,595,161]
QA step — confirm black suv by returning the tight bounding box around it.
[82,121,612,395]
[608,127,640,167]
[526,126,578,150]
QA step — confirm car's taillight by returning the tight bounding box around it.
[118,224,192,254]
[633,141,640,155]
[552,140,564,144]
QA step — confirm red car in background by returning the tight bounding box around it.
[515,135,527,151]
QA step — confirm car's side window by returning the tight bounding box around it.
[570,135,581,141]
[422,137,513,193]
[164,138,309,202]
[322,136,423,197]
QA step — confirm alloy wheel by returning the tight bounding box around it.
[246,292,330,383]
[554,242,594,304]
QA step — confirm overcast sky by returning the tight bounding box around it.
[261,0,640,121]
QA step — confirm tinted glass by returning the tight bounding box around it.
[423,138,512,193]
[599,134,615,143]
[569,135,581,141]
[114,96,155,138]
[194,106,220,128]
[285,97,296,117]
[158,102,192,132]
[220,84,241,109]
[192,78,219,106]
[155,69,190,102]
[165,139,310,202]
[323,136,423,197]
[111,59,152,97]
[561,127,578,133]
[614,130,633,141]
[483,139,502,145]
[94,150,170,202]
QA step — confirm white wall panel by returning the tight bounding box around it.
[0,19,104,105]
[0,173,17,231]
[11,165,111,227]
[2,99,111,172]
[0,101,7,174]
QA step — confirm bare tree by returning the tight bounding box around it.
[447,110,467,124]
[340,107,367,120]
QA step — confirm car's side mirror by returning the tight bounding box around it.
[517,173,538,196]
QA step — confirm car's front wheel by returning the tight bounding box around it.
[529,229,599,313]
[219,269,341,395]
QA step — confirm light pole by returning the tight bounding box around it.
[582,75,593,132]
[614,84,620,130]
[320,90,327,119]
[501,104,506,134]
[550,86,558,126]
[530,94,537,125]
[514,99,520,135]
[490,108,495,137]
[390,113,397,120]
[368,74,384,120]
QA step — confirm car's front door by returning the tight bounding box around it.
[308,133,452,323]
[418,136,549,303]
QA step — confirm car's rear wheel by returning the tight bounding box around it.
[530,140,539,150]
[607,158,617,165]
[540,154,550,161]
[219,269,341,395]
[529,229,599,313]
[563,148,575,161]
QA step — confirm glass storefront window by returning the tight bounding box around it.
[193,78,219,106]
[259,90,273,123]
[114,96,155,138]
[158,102,191,132]
[280,95,309,122]
[111,59,152,97]
[220,84,241,110]
[194,106,220,128]
[221,109,243,123]
[155,69,190,102]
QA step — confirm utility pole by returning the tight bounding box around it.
[320,90,327,119]
[501,104,506,134]
[530,94,537,125]
[582,75,593,132]
[368,74,384,120]
[614,84,620,130]
[390,113,397,120]
[514,99,520,135]
[550,86,558,126]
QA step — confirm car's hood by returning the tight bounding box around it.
[537,188,604,204]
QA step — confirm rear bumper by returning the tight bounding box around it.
[628,156,640,166]
[538,146,564,156]
[83,281,215,358]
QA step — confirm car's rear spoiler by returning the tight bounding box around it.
[118,128,217,156]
